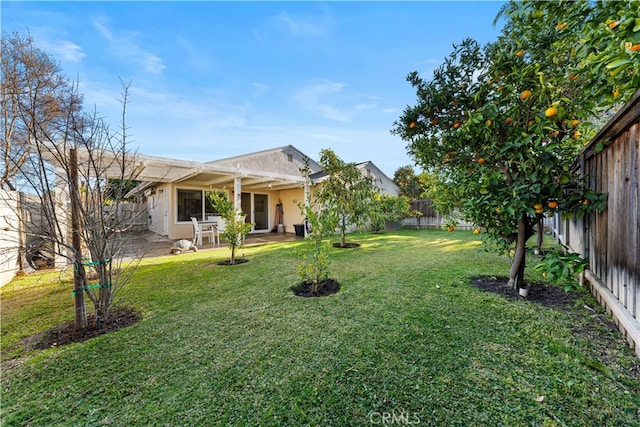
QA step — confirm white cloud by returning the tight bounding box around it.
[293,80,380,123]
[273,11,328,37]
[49,40,86,62]
[140,52,166,75]
[176,36,213,71]
[93,20,114,41]
[92,18,166,75]
[252,82,269,95]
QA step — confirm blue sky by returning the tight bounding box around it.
[2,1,505,177]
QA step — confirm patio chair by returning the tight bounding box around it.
[191,217,215,246]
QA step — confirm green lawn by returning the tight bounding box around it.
[2,229,639,426]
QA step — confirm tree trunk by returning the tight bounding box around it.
[70,149,87,330]
[507,213,530,290]
[340,215,346,247]
[536,216,543,252]
[97,261,111,322]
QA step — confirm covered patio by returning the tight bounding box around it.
[40,145,318,241]
[121,229,304,260]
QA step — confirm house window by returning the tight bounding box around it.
[204,190,223,219]
[176,189,225,222]
[177,189,202,222]
[287,154,293,162]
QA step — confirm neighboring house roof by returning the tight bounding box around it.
[356,161,400,196]
[310,160,399,196]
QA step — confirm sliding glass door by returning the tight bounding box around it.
[241,192,269,231]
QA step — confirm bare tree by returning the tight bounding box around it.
[22,81,144,328]
[1,31,77,191]
[2,31,145,329]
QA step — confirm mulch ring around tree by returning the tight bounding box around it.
[332,242,360,249]
[24,306,141,350]
[292,279,340,297]
[470,276,580,309]
[217,258,250,266]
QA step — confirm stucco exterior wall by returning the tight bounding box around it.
[0,190,20,287]
[162,185,307,240]
[277,188,306,234]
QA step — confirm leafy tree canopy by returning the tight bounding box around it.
[392,0,639,289]
[316,148,377,247]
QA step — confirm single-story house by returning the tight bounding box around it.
[127,145,399,240]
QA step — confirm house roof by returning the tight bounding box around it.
[38,144,309,195]
[207,145,322,172]
[39,142,396,196]
[309,159,399,195]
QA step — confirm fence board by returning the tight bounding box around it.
[553,90,640,356]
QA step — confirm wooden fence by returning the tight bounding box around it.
[557,90,640,357]
[401,199,475,230]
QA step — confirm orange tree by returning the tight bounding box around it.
[392,1,638,290]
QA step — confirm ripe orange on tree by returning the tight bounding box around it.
[548,200,558,209]
[477,157,486,165]
[545,107,558,118]
[505,117,513,125]
[431,118,439,125]
[447,225,455,232]
[555,22,567,31]
[453,122,461,129]
[625,43,640,52]
[571,119,579,127]
[572,130,581,140]
[485,119,492,126]
[473,228,481,235]
[520,90,532,100]
[409,122,416,129]
[516,49,525,58]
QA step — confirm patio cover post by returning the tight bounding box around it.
[234,176,242,211]
[54,172,69,269]
[303,180,310,237]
